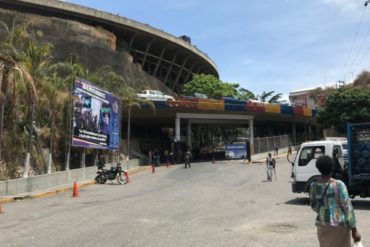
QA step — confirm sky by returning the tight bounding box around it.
[64,0,370,99]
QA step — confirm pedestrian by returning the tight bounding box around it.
[274,144,278,155]
[164,149,170,167]
[153,149,161,167]
[309,155,361,247]
[266,153,275,181]
[184,149,192,168]
[148,149,153,166]
[288,144,292,155]
[170,150,175,165]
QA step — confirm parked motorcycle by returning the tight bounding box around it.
[95,161,128,185]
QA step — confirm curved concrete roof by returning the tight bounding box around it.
[0,0,219,89]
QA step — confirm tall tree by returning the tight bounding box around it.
[237,88,256,100]
[318,87,370,133]
[183,74,239,98]
[0,21,37,162]
[257,91,283,103]
[48,54,87,170]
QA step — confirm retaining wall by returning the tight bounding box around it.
[0,159,139,196]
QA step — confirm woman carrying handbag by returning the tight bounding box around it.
[309,155,362,247]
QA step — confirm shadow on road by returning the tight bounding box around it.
[285,197,310,206]
[352,200,370,211]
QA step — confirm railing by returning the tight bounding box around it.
[0,159,139,196]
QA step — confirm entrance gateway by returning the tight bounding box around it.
[174,113,254,158]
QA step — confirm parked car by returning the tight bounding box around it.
[137,90,175,102]
[187,92,208,99]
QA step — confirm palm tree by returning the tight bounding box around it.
[0,22,38,164]
[48,54,87,170]
[257,91,283,103]
[22,36,54,176]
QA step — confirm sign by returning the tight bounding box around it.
[225,144,247,159]
[72,79,120,150]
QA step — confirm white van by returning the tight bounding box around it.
[291,140,345,193]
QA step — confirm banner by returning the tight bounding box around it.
[72,79,120,150]
[225,144,247,159]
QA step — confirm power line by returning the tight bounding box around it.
[340,5,366,80]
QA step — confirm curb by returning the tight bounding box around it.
[0,166,151,203]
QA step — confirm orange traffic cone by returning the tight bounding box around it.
[72,182,80,197]
[0,203,3,214]
[124,171,130,183]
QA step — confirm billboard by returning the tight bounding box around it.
[72,79,121,150]
[225,144,247,159]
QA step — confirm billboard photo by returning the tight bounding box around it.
[225,144,247,159]
[72,79,121,150]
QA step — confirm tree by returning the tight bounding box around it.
[257,91,282,103]
[0,21,37,163]
[48,54,87,170]
[237,88,256,101]
[183,74,239,98]
[318,87,370,133]
[353,70,370,89]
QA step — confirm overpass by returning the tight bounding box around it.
[125,99,318,159]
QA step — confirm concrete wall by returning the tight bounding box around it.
[0,159,139,196]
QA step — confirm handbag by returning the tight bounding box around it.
[353,241,363,247]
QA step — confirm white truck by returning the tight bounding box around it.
[291,140,345,194]
[291,124,370,199]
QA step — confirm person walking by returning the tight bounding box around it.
[274,144,278,155]
[153,149,161,167]
[288,144,292,155]
[266,153,275,181]
[310,155,361,247]
[184,149,192,168]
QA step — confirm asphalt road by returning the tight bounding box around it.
[1,157,369,247]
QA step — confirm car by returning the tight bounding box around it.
[137,90,175,102]
[187,92,208,99]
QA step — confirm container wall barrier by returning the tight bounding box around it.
[247,101,265,113]
[198,99,224,111]
[264,103,281,114]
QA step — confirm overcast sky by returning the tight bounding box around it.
[65,0,370,99]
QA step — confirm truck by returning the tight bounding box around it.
[291,122,370,198]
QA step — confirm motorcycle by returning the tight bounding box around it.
[95,161,129,185]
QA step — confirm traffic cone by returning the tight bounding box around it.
[72,182,79,197]
[0,203,3,214]
[124,171,130,183]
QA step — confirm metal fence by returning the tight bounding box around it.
[0,159,139,196]
[254,135,292,154]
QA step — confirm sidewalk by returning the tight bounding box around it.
[0,165,152,204]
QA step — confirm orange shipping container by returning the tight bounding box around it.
[303,107,312,117]
[264,103,281,114]
[198,99,224,111]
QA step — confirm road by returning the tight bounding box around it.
[1,157,369,247]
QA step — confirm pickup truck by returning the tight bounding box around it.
[136,90,174,102]
[291,122,370,198]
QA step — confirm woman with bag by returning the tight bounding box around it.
[309,155,361,247]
